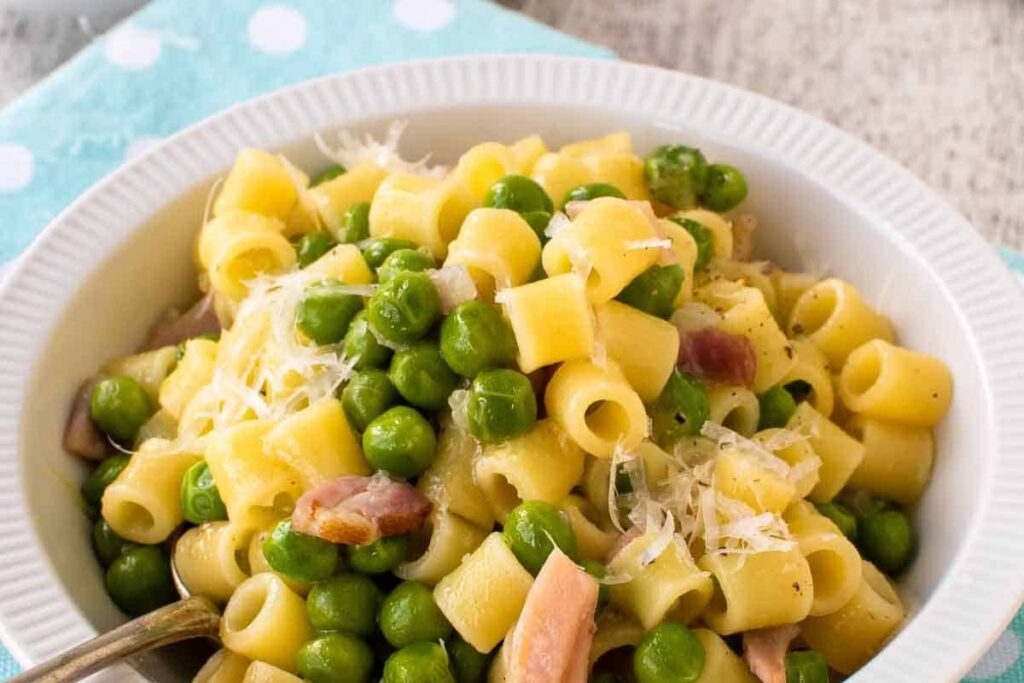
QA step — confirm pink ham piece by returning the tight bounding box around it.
[743,624,800,683]
[141,291,221,351]
[292,472,431,545]
[504,549,600,683]
[63,379,107,461]
[678,326,757,388]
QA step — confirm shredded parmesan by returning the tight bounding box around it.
[447,389,471,433]
[624,237,673,251]
[427,265,477,313]
[314,120,447,178]
[543,211,571,240]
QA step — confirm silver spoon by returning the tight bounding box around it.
[9,540,221,683]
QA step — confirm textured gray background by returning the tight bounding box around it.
[2,1,1022,248]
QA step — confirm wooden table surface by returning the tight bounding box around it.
[2,1,1021,249]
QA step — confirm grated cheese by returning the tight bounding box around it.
[624,237,673,252]
[314,120,447,178]
[543,211,572,240]
[427,265,478,314]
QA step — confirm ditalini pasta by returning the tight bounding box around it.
[68,128,952,682]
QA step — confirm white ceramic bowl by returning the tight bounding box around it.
[1,55,1023,682]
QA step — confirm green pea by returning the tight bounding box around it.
[814,501,858,541]
[379,581,453,648]
[362,406,437,478]
[92,519,133,567]
[580,559,610,609]
[439,301,517,378]
[296,279,365,346]
[367,271,442,345]
[297,632,375,683]
[344,310,393,370]
[382,642,455,683]
[296,232,338,268]
[337,201,372,244]
[702,163,748,212]
[784,650,829,683]
[522,210,553,244]
[633,623,706,683]
[466,369,537,443]
[484,174,554,214]
[758,386,798,430]
[448,636,491,683]
[668,217,714,271]
[561,182,626,208]
[178,460,227,524]
[616,265,685,319]
[346,535,409,575]
[81,454,130,510]
[342,369,399,432]
[105,545,176,616]
[307,573,382,636]
[90,375,153,444]
[839,489,891,521]
[644,144,708,209]
[262,519,339,582]
[858,509,914,574]
[362,237,418,269]
[388,343,459,410]
[312,164,347,187]
[651,371,710,448]
[503,501,577,575]
[378,249,437,284]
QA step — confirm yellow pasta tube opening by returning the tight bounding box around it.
[434,533,534,653]
[697,550,813,635]
[708,385,761,436]
[609,535,713,629]
[194,648,251,683]
[199,211,296,302]
[595,300,680,403]
[788,513,862,616]
[778,338,835,417]
[771,269,818,325]
[307,164,388,236]
[174,522,251,604]
[788,278,894,367]
[560,494,616,561]
[544,359,648,458]
[693,628,758,683]
[102,438,201,544]
[368,172,475,259]
[220,573,313,672]
[499,273,595,373]
[474,418,584,522]
[714,260,778,314]
[542,198,659,303]
[786,403,865,502]
[589,610,646,666]
[396,509,489,585]
[264,397,369,487]
[444,208,541,296]
[845,414,934,503]
[800,561,906,675]
[839,339,952,427]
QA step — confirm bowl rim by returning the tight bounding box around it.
[2,54,1024,681]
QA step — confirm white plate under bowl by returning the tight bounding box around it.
[1,55,1023,682]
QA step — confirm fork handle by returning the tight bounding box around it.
[8,596,220,683]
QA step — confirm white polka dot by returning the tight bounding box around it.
[105,24,162,70]
[0,144,34,192]
[248,5,307,55]
[968,629,1021,679]
[125,136,164,161]
[393,0,455,31]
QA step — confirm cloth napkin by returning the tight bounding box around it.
[0,1,1020,681]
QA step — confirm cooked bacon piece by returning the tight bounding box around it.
[731,213,758,262]
[63,379,107,461]
[743,624,800,683]
[678,326,757,387]
[142,291,221,351]
[504,550,599,683]
[292,473,432,545]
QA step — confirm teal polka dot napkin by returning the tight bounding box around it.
[0,1,1022,681]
